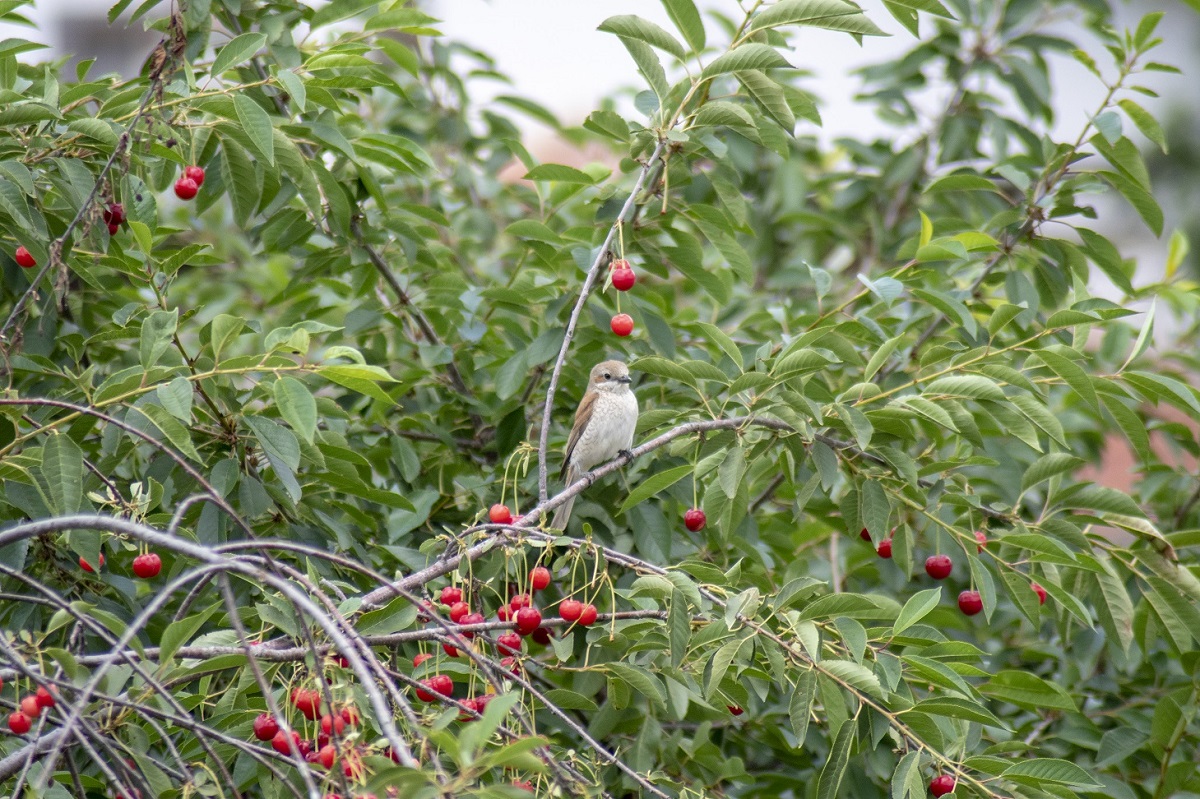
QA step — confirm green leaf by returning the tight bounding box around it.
[1036,350,1100,412]
[661,0,705,52]
[618,36,669,103]
[980,670,1076,711]
[522,164,597,184]
[619,464,693,514]
[599,15,685,59]
[893,587,941,635]
[908,697,1007,728]
[139,309,179,369]
[211,32,267,75]
[821,659,883,699]
[541,689,598,712]
[607,662,667,707]
[135,405,203,462]
[891,751,925,799]
[718,445,747,499]
[1001,759,1102,788]
[156,377,194,423]
[749,0,889,36]
[319,364,397,405]
[41,435,83,515]
[158,606,218,667]
[1117,98,1167,153]
[737,70,795,131]
[1020,453,1084,493]
[860,479,890,540]
[923,375,1006,402]
[245,415,300,472]
[274,376,317,445]
[816,720,855,799]
[788,669,816,745]
[233,94,275,166]
[1099,169,1163,235]
[1092,564,1134,655]
[701,44,792,80]
[310,0,381,28]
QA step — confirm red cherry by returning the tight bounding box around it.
[34,686,54,709]
[320,714,346,737]
[318,743,336,769]
[515,607,542,636]
[442,643,460,658]
[108,222,120,235]
[500,656,521,677]
[413,652,432,668]
[559,599,583,622]
[103,203,126,225]
[876,539,893,559]
[448,601,470,623]
[271,729,300,755]
[132,552,162,579]
[79,553,104,572]
[930,775,956,796]
[8,712,31,734]
[975,530,988,553]
[727,705,744,716]
[340,706,359,726]
[19,695,40,719]
[684,508,706,532]
[1032,582,1047,605]
[611,267,636,291]
[530,566,551,591]
[497,632,522,655]
[185,165,206,187]
[925,554,952,580]
[415,681,436,702]
[489,503,514,524]
[958,590,983,616]
[430,674,454,696]
[512,780,534,792]
[457,696,480,721]
[14,246,35,268]
[578,604,598,627]
[510,593,531,611]
[859,527,871,541]
[610,313,634,336]
[460,612,485,638]
[174,176,198,200]
[291,688,320,719]
[531,626,553,646]
[496,604,512,621]
[253,713,278,741]
[440,586,462,605]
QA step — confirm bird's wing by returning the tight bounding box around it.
[560,389,596,480]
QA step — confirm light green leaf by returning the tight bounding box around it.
[1117,98,1167,153]
[619,464,692,514]
[788,669,816,745]
[599,15,685,59]
[233,94,274,166]
[1021,453,1084,493]
[41,435,83,515]
[140,309,179,370]
[1001,759,1102,788]
[211,32,267,75]
[701,43,791,80]
[894,587,941,635]
[522,164,597,183]
[274,376,317,445]
[661,0,705,52]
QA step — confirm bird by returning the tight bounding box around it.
[550,359,639,530]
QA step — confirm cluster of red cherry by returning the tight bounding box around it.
[607,257,637,337]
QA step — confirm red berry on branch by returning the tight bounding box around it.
[19,696,40,719]
[925,554,952,580]
[958,590,983,616]
[291,688,320,719]
[132,552,162,579]
[530,566,551,591]
[430,674,454,696]
[320,714,346,737]
[727,705,744,716]
[80,553,105,572]
[108,222,120,235]
[340,706,359,726]
[610,313,634,336]
[559,599,582,622]
[271,729,300,755]
[442,643,460,658]
[14,246,35,268]
[174,177,198,200]
[578,604,598,627]
[35,687,54,709]
[440,586,462,605]
[684,508,706,532]
[8,712,31,734]
[510,593,531,611]
[318,743,336,769]
[929,775,956,796]
[448,601,470,623]
[103,203,126,225]
[1032,582,1047,605]
[413,652,432,668]
[876,539,893,559]
[460,612,485,637]
[489,503,514,524]
[611,266,636,291]
[415,681,436,703]
[975,530,988,553]
[253,713,278,741]
[497,632,522,655]
[185,165,206,186]
[860,527,871,541]
[531,626,552,646]
[515,607,542,636]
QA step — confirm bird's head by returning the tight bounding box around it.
[589,359,632,393]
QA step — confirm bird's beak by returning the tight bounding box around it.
[617,376,632,384]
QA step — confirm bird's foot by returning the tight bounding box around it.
[618,448,634,460]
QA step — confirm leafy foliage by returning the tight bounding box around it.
[1,0,1199,798]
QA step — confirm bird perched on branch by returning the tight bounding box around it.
[551,359,638,530]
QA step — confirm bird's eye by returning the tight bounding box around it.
[603,373,611,379]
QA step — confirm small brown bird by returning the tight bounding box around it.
[551,359,639,530]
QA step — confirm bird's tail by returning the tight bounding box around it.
[550,465,578,530]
